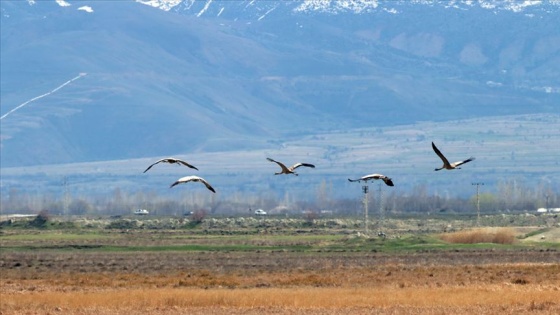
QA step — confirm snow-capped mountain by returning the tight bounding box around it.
[9,0,560,20]
[1,0,559,197]
[137,0,560,15]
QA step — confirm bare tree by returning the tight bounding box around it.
[69,199,93,215]
[190,209,208,225]
[316,179,333,210]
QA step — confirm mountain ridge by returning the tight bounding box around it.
[138,0,560,15]
[1,0,558,197]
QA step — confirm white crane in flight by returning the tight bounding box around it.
[143,158,198,173]
[266,158,315,176]
[348,174,394,186]
[170,175,215,193]
[431,142,475,171]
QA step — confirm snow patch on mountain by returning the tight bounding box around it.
[477,0,541,12]
[55,0,71,7]
[196,0,213,17]
[78,6,93,13]
[294,0,379,13]
[137,0,183,11]
[257,6,276,20]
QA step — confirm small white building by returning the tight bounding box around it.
[254,209,267,216]
[537,207,560,213]
[134,209,149,215]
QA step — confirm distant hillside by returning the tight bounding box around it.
[1,114,558,200]
[1,0,559,169]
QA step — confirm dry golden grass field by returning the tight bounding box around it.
[1,220,559,314]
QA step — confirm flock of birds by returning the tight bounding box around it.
[142,142,476,193]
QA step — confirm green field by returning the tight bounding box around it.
[2,213,558,253]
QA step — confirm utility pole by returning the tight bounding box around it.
[472,182,484,227]
[545,194,549,213]
[62,176,69,217]
[378,182,384,235]
[362,185,369,235]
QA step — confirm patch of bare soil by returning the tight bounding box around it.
[522,227,560,243]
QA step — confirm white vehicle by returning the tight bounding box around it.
[134,209,149,215]
[254,209,267,216]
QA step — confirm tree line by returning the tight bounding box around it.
[2,179,557,217]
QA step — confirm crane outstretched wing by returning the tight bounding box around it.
[267,158,290,173]
[170,176,215,193]
[431,142,450,167]
[144,158,198,173]
[290,163,315,171]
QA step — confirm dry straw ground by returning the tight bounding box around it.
[439,227,516,244]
